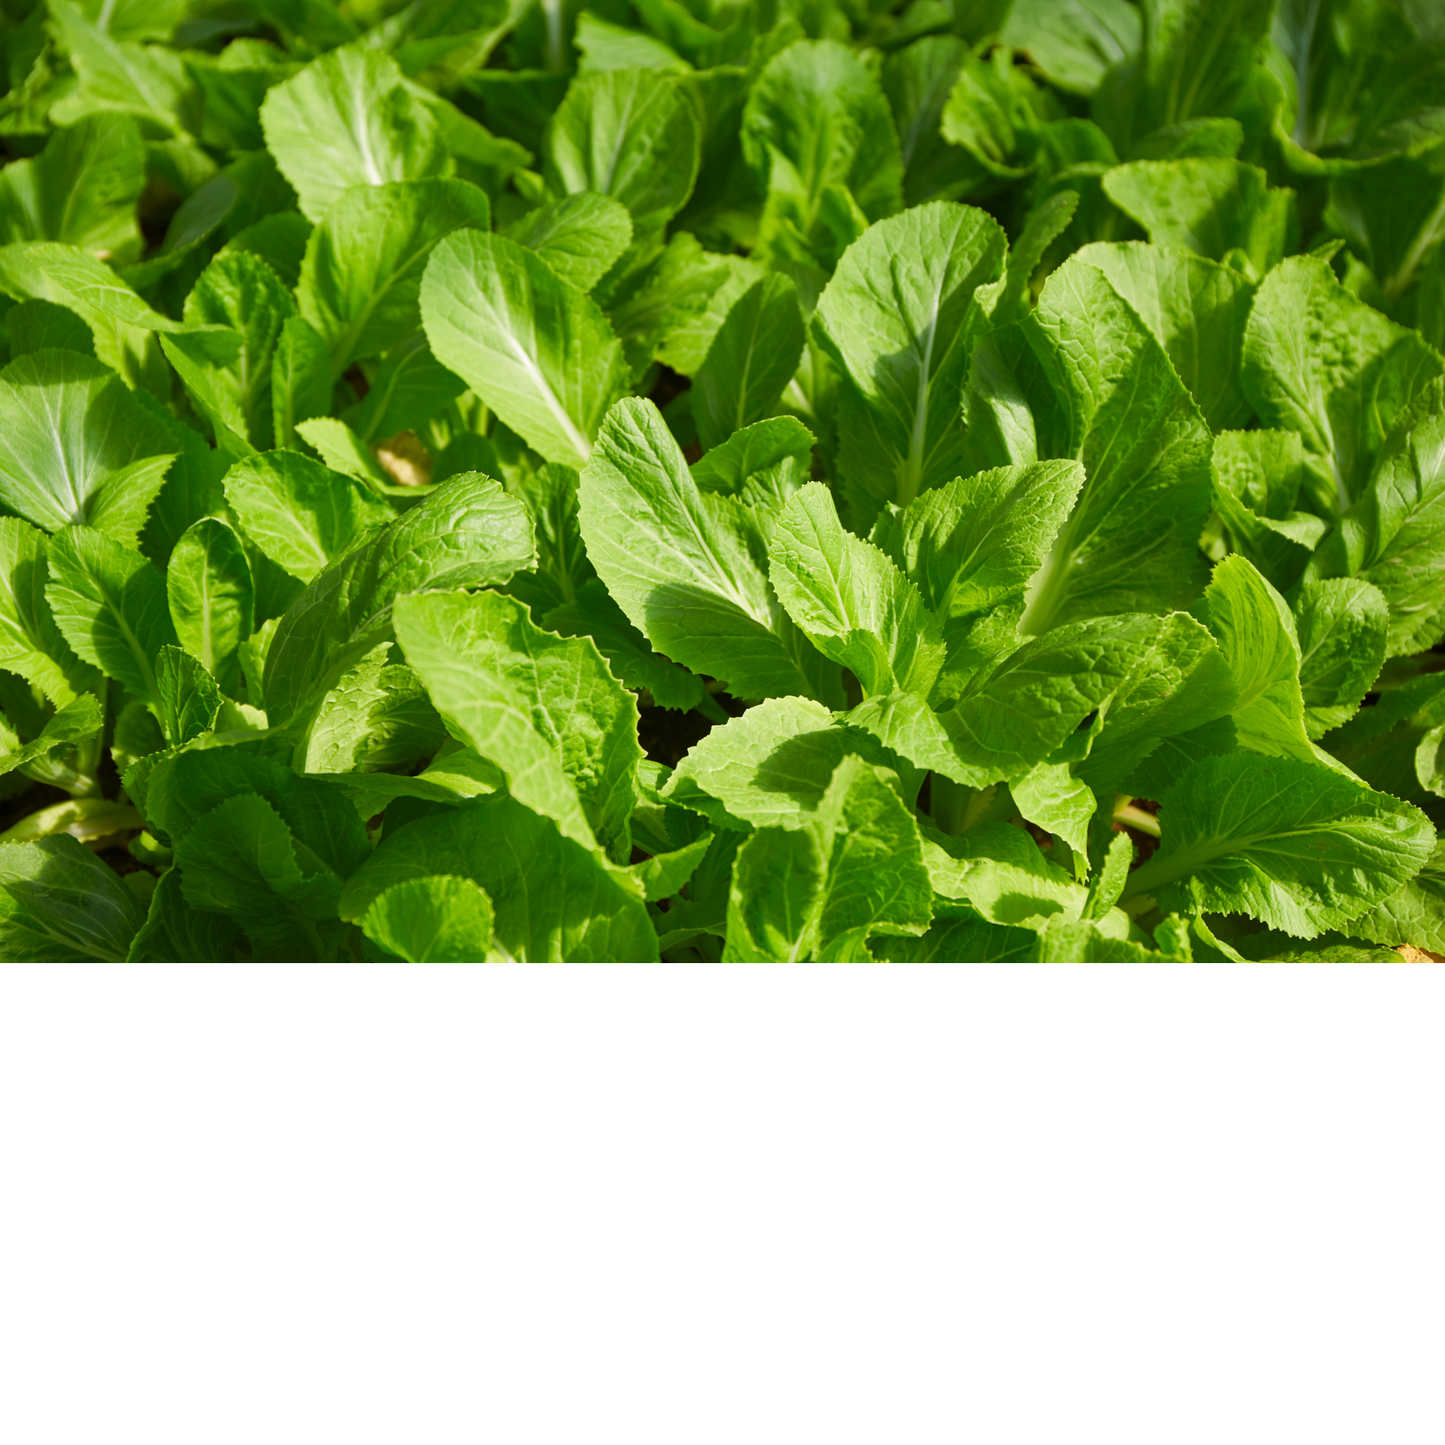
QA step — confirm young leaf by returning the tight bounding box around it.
[45,525,177,713]
[813,202,1006,510]
[504,190,633,293]
[155,644,222,746]
[222,450,393,584]
[1293,579,1388,739]
[394,588,644,861]
[0,516,101,704]
[691,274,805,452]
[297,178,491,377]
[0,834,145,962]
[578,398,841,702]
[167,517,254,696]
[359,875,496,962]
[420,229,629,467]
[723,756,932,962]
[768,481,947,699]
[259,47,449,223]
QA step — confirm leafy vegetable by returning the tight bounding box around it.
[0,0,1442,962]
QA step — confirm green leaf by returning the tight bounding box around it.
[578,397,841,703]
[873,914,1040,961]
[663,694,901,832]
[340,794,659,961]
[0,834,144,962]
[1102,159,1292,280]
[690,415,815,505]
[394,588,643,861]
[869,459,1085,663]
[127,867,240,963]
[298,177,491,377]
[259,46,449,223]
[1197,554,1315,764]
[1293,578,1388,739]
[0,516,101,704]
[1305,382,1445,656]
[45,525,177,713]
[359,875,497,962]
[420,228,628,468]
[262,472,534,729]
[1013,257,1214,633]
[1074,240,1255,431]
[1241,255,1444,515]
[222,449,393,585]
[544,67,701,236]
[723,756,932,962]
[1210,428,1322,592]
[345,332,465,446]
[882,36,978,207]
[544,577,706,713]
[270,316,331,451]
[692,274,805,452]
[769,481,947,699]
[813,201,1006,511]
[0,348,176,548]
[166,517,253,696]
[1123,753,1436,938]
[504,190,633,293]
[1012,760,1097,859]
[922,821,1086,925]
[293,415,392,489]
[302,648,443,776]
[0,694,103,781]
[7,299,95,359]
[155,643,222,746]
[0,113,146,259]
[1348,840,1445,956]
[1000,0,1141,97]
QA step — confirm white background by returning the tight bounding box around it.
[1,965,1440,1443]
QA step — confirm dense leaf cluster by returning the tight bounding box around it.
[0,0,1443,961]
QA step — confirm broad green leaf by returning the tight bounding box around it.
[420,229,628,467]
[0,113,146,259]
[663,695,900,832]
[544,67,701,235]
[938,46,1050,188]
[1328,144,1445,302]
[0,834,144,962]
[270,316,331,451]
[262,472,534,728]
[691,274,805,452]
[690,415,815,506]
[7,299,95,359]
[293,415,392,489]
[769,482,946,699]
[504,190,633,293]
[167,517,253,695]
[1348,841,1445,956]
[578,397,840,703]
[394,588,643,861]
[1102,159,1292,280]
[1210,428,1323,591]
[1241,255,1444,515]
[0,349,175,548]
[222,450,393,584]
[339,795,659,962]
[1000,0,1141,97]
[298,178,491,377]
[574,12,691,76]
[155,644,222,746]
[259,46,449,223]
[723,756,932,962]
[1198,554,1315,764]
[1305,383,1445,656]
[302,647,444,777]
[1123,753,1435,938]
[1293,578,1388,739]
[47,0,193,136]
[1074,241,1255,431]
[651,247,760,376]
[874,914,1040,961]
[359,875,497,962]
[0,516,101,704]
[1011,761,1097,859]
[45,525,177,713]
[813,202,1006,510]
[1014,257,1214,632]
